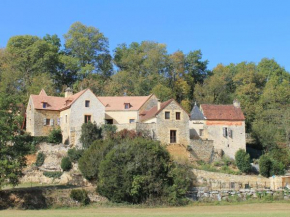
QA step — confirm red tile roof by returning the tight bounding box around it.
[140,99,189,121]
[97,95,151,111]
[201,104,245,121]
[31,89,87,111]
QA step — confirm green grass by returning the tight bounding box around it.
[1,203,290,217]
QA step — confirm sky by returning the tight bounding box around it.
[1,0,290,71]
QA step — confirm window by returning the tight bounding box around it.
[170,130,176,143]
[199,129,204,136]
[43,118,50,126]
[228,129,233,138]
[124,103,130,109]
[176,112,181,120]
[165,112,170,119]
[105,119,113,124]
[129,119,135,123]
[84,115,91,123]
[85,100,90,107]
[43,102,47,108]
[223,127,228,137]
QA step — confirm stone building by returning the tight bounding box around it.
[26,88,105,147]
[139,99,190,145]
[189,100,246,159]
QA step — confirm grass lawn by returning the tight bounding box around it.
[1,203,290,217]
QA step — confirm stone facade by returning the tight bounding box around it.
[188,140,214,162]
[155,100,190,146]
[204,120,246,159]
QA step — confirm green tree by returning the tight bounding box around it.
[235,149,251,173]
[64,22,112,80]
[0,93,31,188]
[79,121,102,148]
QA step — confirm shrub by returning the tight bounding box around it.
[235,149,251,173]
[47,128,62,143]
[61,157,72,171]
[78,140,114,180]
[102,124,117,139]
[113,129,143,140]
[97,138,193,205]
[35,152,45,167]
[70,189,90,205]
[43,171,62,179]
[80,122,102,148]
[259,155,285,177]
[68,148,84,162]
[259,155,272,177]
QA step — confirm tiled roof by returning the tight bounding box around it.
[97,95,151,111]
[31,89,87,111]
[201,104,245,121]
[190,104,205,120]
[139,99,173,121]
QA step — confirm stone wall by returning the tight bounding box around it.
[33,110,60,136]
[193,169,270,190]
[205,120,246,159]
[156,101,190,145]
[188,187,290,202]
[188,140,214,163]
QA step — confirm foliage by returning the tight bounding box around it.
[47,128,62,144]
[113,129,143,140]
[61,157,72,171]
[43,171,62,179]
[70,189,90,206]
[235,149,252,173]
[97,137,193,205]
[258,154,284,178]
[102,124,117,139]
[68,148,84,163]
[80,121,102,149]
[35,152,45,167]
[78,140,114,180]
[259,155,272,178]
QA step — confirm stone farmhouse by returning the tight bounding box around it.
[26,88,245,159]
[189,100,246,159]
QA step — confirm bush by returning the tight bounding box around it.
[102,124,117,139]
[61,157,72,171]
[97,138,193,205]
[80,122,102,148]
[235,149,251,173]
[43,171,62,179]
[47,128,62,143]
[259,155,272,177]
[35,152,45,167]
[113,129,143,140]
[68,148,84,162]
[259,155,285,177]
[78,140,114,180]
[70,189,90,206]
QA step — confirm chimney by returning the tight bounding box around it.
[157,99,161,110]
[233,99,240,108]
[65,87,73,98]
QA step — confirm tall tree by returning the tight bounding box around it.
[63,22,112,80]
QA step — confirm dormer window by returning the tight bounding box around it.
[43,102,47,108]
[124,103,130,109]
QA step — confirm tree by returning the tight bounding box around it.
[0,93,30,188]
[79,122,102,149]
[64,22,112,80]
[97,137,193,204]
[61,157,72,171]
[235,149,251,173]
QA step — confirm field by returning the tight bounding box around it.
[1,203,290,217]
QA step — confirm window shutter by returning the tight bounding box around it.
[43,118,46,126]
[57,118,60,125]
[223,127,227,137]
[50,119,54,126]
[229,129,233,138]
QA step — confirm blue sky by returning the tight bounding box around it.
[1,0,290,71]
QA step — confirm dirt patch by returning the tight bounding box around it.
[166,144,192,164]
[25,154,37,166]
